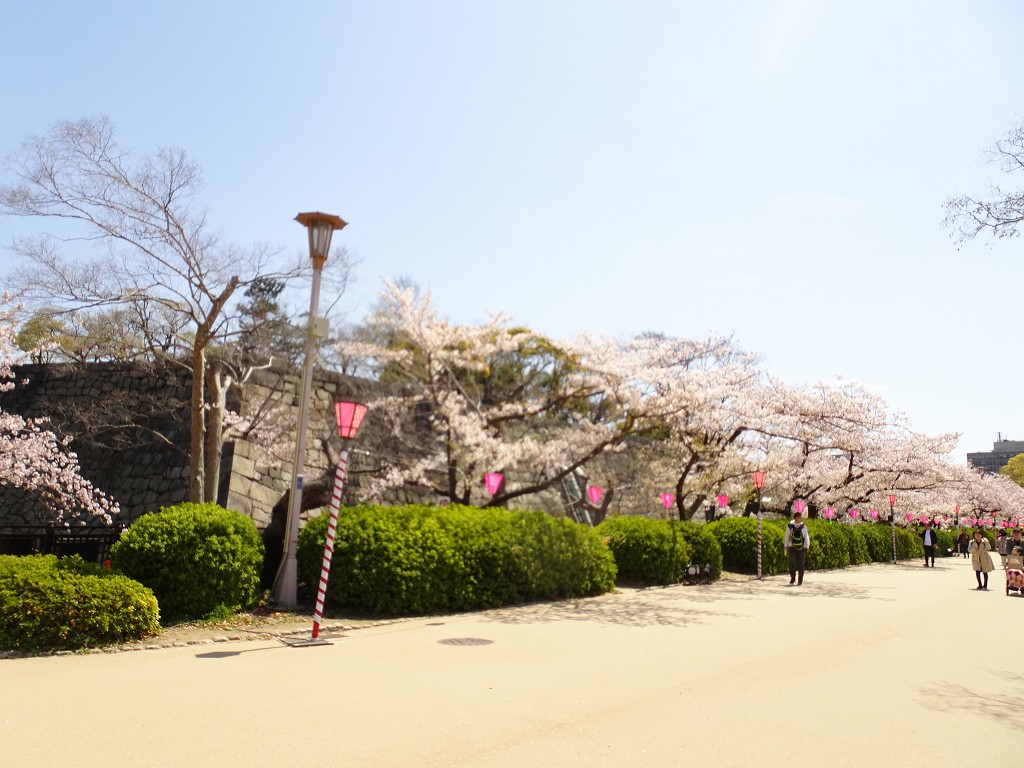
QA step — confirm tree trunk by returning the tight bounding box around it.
[204,361,232,503]
[189,346,206,502]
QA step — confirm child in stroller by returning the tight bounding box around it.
[1006,546,1024,596]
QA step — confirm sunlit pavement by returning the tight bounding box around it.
[3,555,1020,767]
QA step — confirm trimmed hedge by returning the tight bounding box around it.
[710,517,936,573]
[708,517,786,575]
[596,516,692,585]
[297,504,617,615]
[670,520,724,580]
[0,555,159,652]
[110,503,264,622]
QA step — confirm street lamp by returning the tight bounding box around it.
[752,471,766,580]
[286,400,368,647]
[887,493,897,564]
[274,211,348,609]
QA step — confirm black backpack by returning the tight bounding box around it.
[789,522,806,550]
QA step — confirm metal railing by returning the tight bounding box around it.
[0,524,124,565]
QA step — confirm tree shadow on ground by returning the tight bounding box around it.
[918,672,1024,729]
[669,576,895,603]
[481,574,893,629]
[481,589,744,628]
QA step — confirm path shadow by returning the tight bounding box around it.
[918,672,1024,729]
[482,590,743,628]
[482,572,896,629]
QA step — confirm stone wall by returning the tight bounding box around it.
[0,362,669,532]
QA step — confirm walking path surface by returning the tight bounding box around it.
[3,555,1023,767]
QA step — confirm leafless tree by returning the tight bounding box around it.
[0,116,352,502]
[945,117,1024,244]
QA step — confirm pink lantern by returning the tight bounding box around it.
[869,509,878,520]
[794,500,806,515]
[660,493,675,509]
[752,471,766,489]
[484,473,503,496]
[716,494,729,508]
[335,401,369,439]
[920,515,930,524]
[823,507,835,519]
[849,509,859,519]
[587,486,604,506]
[905,513,914,522]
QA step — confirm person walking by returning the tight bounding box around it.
[920,520,938,567]
[996,530,1009,567]
[1007,528,1024,563]
[957,531,970,558]
[784,509,811,586]
[968,530,995,590]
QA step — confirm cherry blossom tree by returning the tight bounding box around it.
[340,282,659,509]
[0,299,117,524]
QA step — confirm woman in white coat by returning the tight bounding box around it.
[968,529,995,590]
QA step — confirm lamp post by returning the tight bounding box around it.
[954,504,960,527]
[273,211,348,609]
[752,471,766,580]
[887,493,897,564]
[286,401,368,647]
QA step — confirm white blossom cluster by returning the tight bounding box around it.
[1,298,117,524]
[337,282,1024,523]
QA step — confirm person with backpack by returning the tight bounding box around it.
[784,509,811,586]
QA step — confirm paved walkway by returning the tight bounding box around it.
[3,555,1022,767]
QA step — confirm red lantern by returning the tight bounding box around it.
[484,473,503,495]
[334,401,368,439]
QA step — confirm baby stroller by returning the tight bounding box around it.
[1006,568,1024,596]
[1007,548,1024,596]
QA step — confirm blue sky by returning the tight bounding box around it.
[2,0,1023,459]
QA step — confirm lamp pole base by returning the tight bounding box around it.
[281,636,333,648]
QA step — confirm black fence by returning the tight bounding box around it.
[0,525,124,565]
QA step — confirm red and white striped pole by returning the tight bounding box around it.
[753,471,766,581]
[311,451,348,641]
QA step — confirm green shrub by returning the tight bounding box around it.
[935,529,957,557]
[708,517,785,575]
[830,524,871,565]
[596,516,692,585]
[804,520,850,571]
[858,524,894,562]
[110,503,264,622]
[0,555,159,652]
[669,520,724,580]
[896,527,925,560]
[297,504,616,615]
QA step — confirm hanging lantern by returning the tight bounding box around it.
[716,494,729,508]
[484,473,503,496]
[587,486,604,506]
[660,493,675,509]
